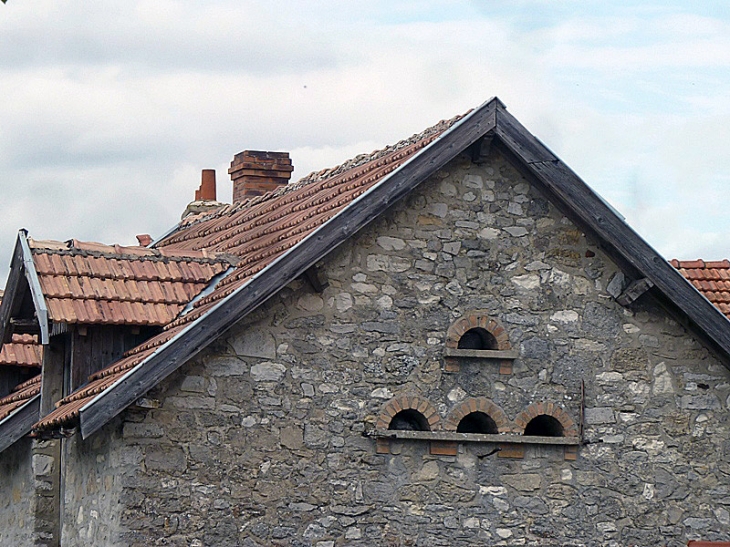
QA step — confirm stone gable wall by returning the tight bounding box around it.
[62,149,730,546]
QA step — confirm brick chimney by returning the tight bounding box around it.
[228,150,293,201]
[195,169,217,201]
[182,169,222,219]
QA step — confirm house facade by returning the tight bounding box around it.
[0,99,729,546]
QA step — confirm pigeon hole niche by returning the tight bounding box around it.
[443,312,518,373]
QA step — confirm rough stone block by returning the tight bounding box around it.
[145,446,186,472]
[280,426,303,450]
[32,454,54,477]
[584,407,615,425]
[502,473,541,491]
[122,423,164,439]
[250,362,286,382]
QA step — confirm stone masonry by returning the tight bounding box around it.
[0,437,34,545]
[57,149,730,546]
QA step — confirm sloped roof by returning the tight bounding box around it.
[0,331,42,449]
[672,259,730,319]
[0,334,41,368]
[28,238,232,326]
[0,373,40,452]
[0,291,42,450]
[35,111,467,433]
[26,97,730,442]
[0,375,40,422]
[0,297,40,451]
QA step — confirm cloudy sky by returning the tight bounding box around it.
[1,1,729,284]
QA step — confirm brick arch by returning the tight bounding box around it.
[514,402,578,437]
[376,394,441,431]
[445,311,511,350]
[444,397,511,433]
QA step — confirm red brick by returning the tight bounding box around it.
[498,444,524,459]
[430,441,457,456]
[376,438,391,454]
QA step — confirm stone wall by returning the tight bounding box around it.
[0,436,34,545]
[32,438,61,547]
[60,419,133,546]
[67,149,730,546]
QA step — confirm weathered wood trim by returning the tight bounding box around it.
[469,134,494,164]
[9,318,40,332]
[443,348,519,359]
[493,104,730,370]
[78,99,503,439]
[41,335,67,416]
[18,230,49,344]
[0,395,40,454]
[371,429,581,446]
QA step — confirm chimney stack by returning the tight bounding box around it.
[182,169,221,219]
[228,150,293,202]
[136,234,153,246]
[195,169,217,201]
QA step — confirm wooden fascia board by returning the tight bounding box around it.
[18,232,49,344]
[493,105,730,367]
[78,99,501,439]
[0,235,28,346]
[0,394,40,454]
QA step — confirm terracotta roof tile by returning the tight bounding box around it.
[674,259,730,320]
[33,111,466,432]
[0,374,40,422]
[0,334,42,368]
[29,239,232,326]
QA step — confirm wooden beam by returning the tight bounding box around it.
[0,395,39,454]
[469,134,494,164]
[40,336,66,416]
[70,325,142,392]
[9,318,40,333]
[616,278,654,307]
[302,266,329,293]
[78,99,503,439]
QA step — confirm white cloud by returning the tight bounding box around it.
[0,0,729,284]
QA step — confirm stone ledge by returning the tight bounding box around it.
[443,348,517,373]
[443,348,519,359]
[371,429,581,445]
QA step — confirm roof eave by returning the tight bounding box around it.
[0,394,40,453]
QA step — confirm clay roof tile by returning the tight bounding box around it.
[674,258,730,320]
[29,109,466,431]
